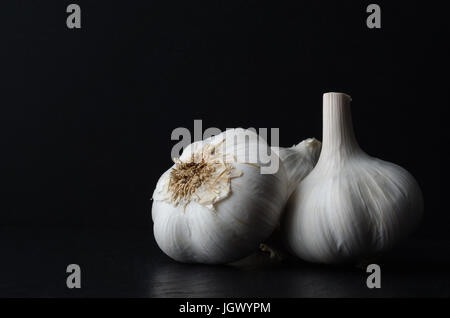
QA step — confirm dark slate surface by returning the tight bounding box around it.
[0,226,448,297]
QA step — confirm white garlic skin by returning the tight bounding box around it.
[273,138,321,198]
[284,93,423,264]
[152,128,288,264]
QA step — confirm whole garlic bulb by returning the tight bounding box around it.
[284,93,423,264]
[152,128,288,264]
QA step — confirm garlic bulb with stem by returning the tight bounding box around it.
[283,92,423,264]
[152,128,288,264]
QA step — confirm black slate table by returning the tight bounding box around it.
[0,227,448,297]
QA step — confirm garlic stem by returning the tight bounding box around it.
[319,92,362,163]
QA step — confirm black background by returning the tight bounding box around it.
[0,0,449,297]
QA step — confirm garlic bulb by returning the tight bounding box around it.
[152,128,288,264]
[273,138,321,198]
[284,92,423,264]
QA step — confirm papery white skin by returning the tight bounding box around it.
[152,128,288,264]
[273,138,321,198]
[231,138,322,266]
[284,93,424,264]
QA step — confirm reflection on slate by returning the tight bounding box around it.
[0,227,449,297]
